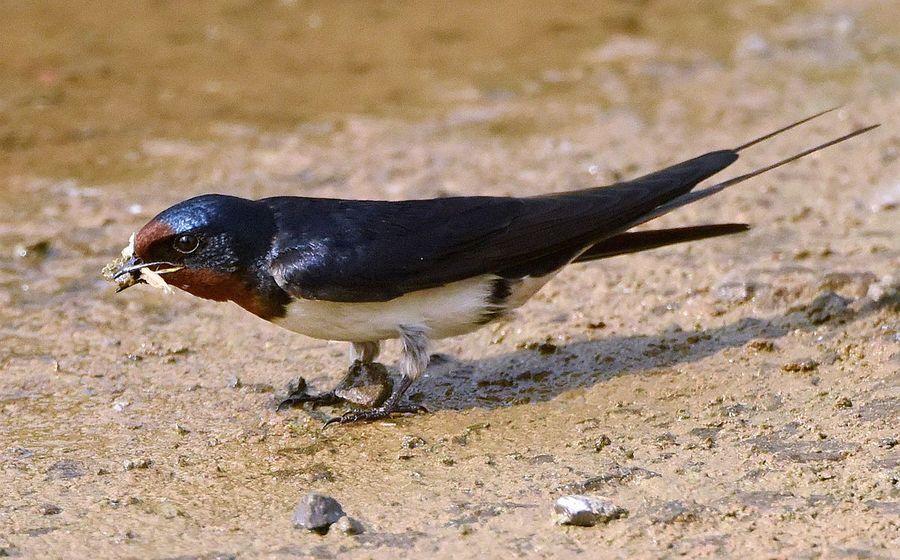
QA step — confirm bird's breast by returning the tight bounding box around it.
[269,274,550,342]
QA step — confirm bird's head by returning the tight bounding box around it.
[113,194,280,313]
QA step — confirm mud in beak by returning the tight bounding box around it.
[112,255,146,292]
[111,257,182,293]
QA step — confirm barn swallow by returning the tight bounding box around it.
[112,110,877,425]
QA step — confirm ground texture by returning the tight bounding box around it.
[1,1,898,558]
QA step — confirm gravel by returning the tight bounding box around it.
[334,515,364,535]
[553,495,627,527]
[292,493,346,533]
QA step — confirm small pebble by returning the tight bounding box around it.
[401,435,427,449]
[714,279,755,303]
[651,500,701,524]
[746,340,776,352]
[867,275,897,301]
[40,504,61,515]
[123,458,152,470]
[781,359,819,373]
[284,377,307,395]
[593,435,612,452]
[45,459,85,480]
[518,341,558,355]
[14,240,51,260]
[554,495,627,526]
[805,292,851,325]
[835,397,853,409]
[334,515,364,535]
[292,493,345,533]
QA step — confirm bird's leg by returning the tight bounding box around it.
[276,341,383,411]
[324,326,430,426]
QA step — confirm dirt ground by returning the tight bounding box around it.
[1,1,898,558]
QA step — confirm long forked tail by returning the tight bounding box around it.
[731,106,841,152]
[575,110,879,262]
[637,118,880,225]
[574,223,750,262]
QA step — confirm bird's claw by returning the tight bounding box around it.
[276,391,343,411]
[322,404,428,428]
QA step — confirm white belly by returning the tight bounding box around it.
[270,274,551,342]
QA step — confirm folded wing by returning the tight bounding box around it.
[266,113,877,303]
[265,150,736,302]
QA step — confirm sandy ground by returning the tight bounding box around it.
[1,1,898,558]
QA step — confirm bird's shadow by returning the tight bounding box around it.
[406,288,897,412]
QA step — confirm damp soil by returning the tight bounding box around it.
[1,0,898,558]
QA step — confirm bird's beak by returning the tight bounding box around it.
[112,255,145,293]
[112,257,182,293]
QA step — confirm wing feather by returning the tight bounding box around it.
[265,150,737,302]
[263,111,877,303]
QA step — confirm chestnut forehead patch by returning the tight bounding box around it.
[134,219,174,258]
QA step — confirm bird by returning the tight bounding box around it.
[111,109,878,425]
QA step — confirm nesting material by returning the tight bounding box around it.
[101,233,174,294]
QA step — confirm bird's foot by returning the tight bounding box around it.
[323,403,428,427]
[277,392,344,411]
[277,361,395,412]
[276,378,344,411]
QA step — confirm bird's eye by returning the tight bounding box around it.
[173,234,200,254]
